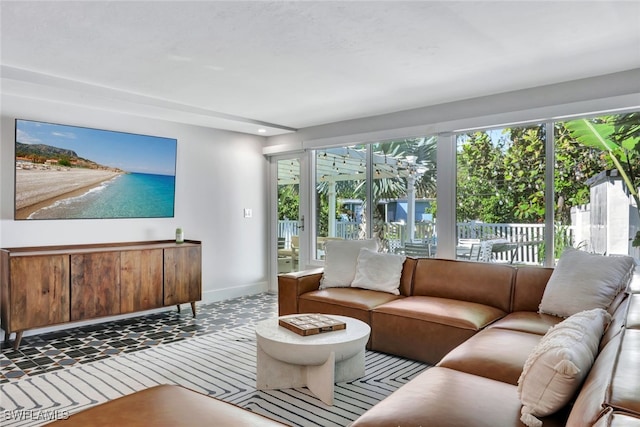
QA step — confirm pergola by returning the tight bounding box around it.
[277,147,428,242]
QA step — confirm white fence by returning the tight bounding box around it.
[277,220,361,248]
[456,221,550,264]
[277,220,299,248]
[277,219,563,264]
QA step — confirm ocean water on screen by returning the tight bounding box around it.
[28,173,175,219]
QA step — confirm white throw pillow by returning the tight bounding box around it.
[539,248,635,318]
[351,248,406,295]
[320,239,378,289]
[517,308,611,427]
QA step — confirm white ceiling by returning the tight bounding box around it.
[1,1,639,136]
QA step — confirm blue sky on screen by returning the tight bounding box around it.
[16,119,177,176]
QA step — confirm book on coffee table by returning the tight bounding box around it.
[278,314,347,336]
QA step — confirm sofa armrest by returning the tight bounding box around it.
[278,268,324,315]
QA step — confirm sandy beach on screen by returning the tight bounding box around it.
[15,168,123,219]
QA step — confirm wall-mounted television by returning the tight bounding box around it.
[15,119,177,220]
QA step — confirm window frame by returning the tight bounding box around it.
[300,108,639,268]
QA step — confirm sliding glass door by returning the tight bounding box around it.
[274,155,306,275]
[312,137,438,259]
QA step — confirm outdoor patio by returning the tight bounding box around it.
[278,219,553,266]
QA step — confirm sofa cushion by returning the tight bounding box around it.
[351,248,405,295]
[607,329,640,417]
[438,328,542,385]
[300,287,402,310]
[371,296,507,364]
[601,292,630,351]
[373,296,507,331]
[539,249,635,318]
[412,258,515,312]
[518,308,611,427]
[593,410,640,427]
[565,332,622,427]
[567,329,640,425]
[351,367,568,427]
[488,312,563,336]
[630,268,640,293]
[298,287,402,327]
[627,294,640,329]
[319,239,377,289]
[512,266,554,312]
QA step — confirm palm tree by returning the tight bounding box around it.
[361,137,438,248]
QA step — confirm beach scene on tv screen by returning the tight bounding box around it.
[15,119,177,220]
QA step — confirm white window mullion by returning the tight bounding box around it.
[365,145,374,239]
[544,121,556,267]
[436,132,456,259]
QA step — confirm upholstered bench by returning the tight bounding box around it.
[46,384,288,426]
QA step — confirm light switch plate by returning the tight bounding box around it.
[244,208,252,218]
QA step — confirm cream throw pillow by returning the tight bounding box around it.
[320,239,378,289]
[539,248,635,318]
[517,308,611,427]
[351,248,406,295]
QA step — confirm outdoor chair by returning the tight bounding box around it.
[457,238,480,259]
[402,242,434,258]
[278,235,299,269]
[466,240,496,262]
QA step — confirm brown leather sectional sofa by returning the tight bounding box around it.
[278,257,640,427]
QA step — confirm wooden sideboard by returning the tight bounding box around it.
[1,240,202,349]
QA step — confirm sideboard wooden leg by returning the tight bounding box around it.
[2,328,9,349]
[13,331,23,350]
[190,302,196,318]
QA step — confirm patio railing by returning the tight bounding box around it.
[456,221,545,264]
[277,219,573,264]
[277,220,299,248]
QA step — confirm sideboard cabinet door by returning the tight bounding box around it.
[9,255,70,331]
[163,245,202,306]
[120,249,163,313]
[71,252,121,321]
[2,240,201,349]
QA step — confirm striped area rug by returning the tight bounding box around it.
[1,324,429,427]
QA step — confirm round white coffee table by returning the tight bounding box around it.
[255,314,371,405]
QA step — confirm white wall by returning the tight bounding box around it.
[1,94,269,311]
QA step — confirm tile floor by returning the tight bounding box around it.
[0,292,278,383]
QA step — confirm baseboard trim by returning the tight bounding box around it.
[200,281,269,304]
